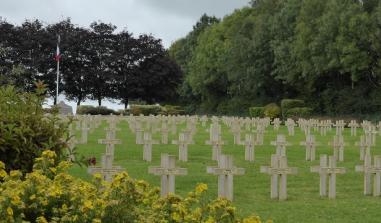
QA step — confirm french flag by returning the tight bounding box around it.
[54,35,61,62]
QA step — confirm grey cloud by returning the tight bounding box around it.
[0,0,249,47]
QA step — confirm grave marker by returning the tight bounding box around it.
[207,155,245,201]
[311,155,346,199]
[260,155,297,200]
[149,154,187,197]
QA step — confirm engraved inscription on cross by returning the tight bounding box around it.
[149,154,187,197]
[207,155,245,201]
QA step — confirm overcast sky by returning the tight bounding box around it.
[0,0,250,48]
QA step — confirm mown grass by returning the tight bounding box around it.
[69,120,381,223]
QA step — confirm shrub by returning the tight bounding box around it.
[249,107,265,118]
[0,84,69,174]
[129,105,162,116]
[76,105,118,115]
[264,103,281,119]
[0,151,268,223]
[160,105,185,115]
[281,99,305,118]
[285,107,313,118]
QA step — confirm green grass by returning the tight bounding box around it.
[69,120,381,223]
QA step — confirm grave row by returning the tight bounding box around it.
[63,115,381,201]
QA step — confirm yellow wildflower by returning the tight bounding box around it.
[11,195,21,205]
[29,194,36,200]
[36,216,48,223]
[6,207,13,216]
[195,183,208,194]
[172,212,181,222]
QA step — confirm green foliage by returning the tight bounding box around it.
[129,105,162,116]
[168,0,381,116]
[281,99,305,118]
[160,105,185,116]
[263,103,281,119]
[76,105,118,115]
[0,151,266,223]
[285,107,312,118]
[0,85,68,174]
[249,107,265,118]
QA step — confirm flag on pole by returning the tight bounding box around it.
[54,35,61,62]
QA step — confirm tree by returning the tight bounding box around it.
[87,22,117,106]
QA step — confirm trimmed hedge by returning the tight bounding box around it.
[281,99,305,118]
[264,103,281,119]
[285,107,313,118]
[129,105,162,116]
[160,105,185,115]
[76,105,118,115]
[249,107,265,118]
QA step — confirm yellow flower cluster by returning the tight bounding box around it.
[0,150,270,223]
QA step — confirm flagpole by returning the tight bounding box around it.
[56,58,60,105]
[55,35,60,105]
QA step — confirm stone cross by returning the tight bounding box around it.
[300,135,318,161]
[230,121,242,145]
[134,122,144,144]
[255,125,265,145]
[272,118,281,131]
[200,116,208,127]
[206,125,224,161]
[160,121,169,144]
[140,132,159,162]
[260,155,297,200]
[172,133,193,162]
[66,137,77,162]
[328,135,345,161]
[333,120,346,136]
[80,121,90,144]
[88,153,124,182]
[148,154,187,197]
[285,119,296,136]
[311,155,346,199]
[98,132,122,156]
[355,135,371,161]
[364,125,377,146]
[207,155,245,201]
[355,154,381,196]
[348,120,359,136]
[240,134,257,162]
[271,135,290,156]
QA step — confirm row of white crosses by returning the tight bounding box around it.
[82,115,381,201]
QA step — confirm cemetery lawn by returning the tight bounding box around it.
[69,121,381,223]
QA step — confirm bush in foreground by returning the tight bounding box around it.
[0,84,69,174]
[0,151,270,223]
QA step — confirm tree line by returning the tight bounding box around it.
[0,18,182,108]
[169,0,381,116]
